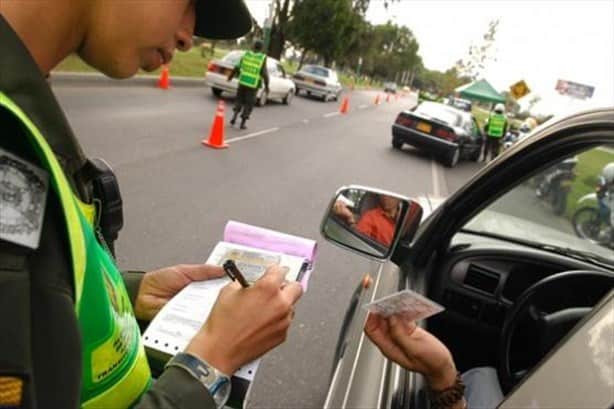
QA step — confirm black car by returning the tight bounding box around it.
[392,101,483,167]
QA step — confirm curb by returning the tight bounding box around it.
[49,72,205,88]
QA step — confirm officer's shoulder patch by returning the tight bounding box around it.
[0,148,49,250]
[0,375,24,408]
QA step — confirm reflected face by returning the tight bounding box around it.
[379,195,400,212]
[78,0,196,78]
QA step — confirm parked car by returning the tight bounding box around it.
[450,97,473,112]
[204,50,295,106]
[392,101,484,167]
[321,108,614,409]
[383,82,398,94]
[292,65,343,102]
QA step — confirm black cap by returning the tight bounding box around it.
[194,0,253,40]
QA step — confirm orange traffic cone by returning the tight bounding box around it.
[374,94,380,105]
[339,96,350,114]
[202,100,228,149]
[158,65,170,89]
[386,93,391,103]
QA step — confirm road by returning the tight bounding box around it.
[51,78,484,408]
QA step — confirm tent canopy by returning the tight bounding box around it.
[455,79,505,104]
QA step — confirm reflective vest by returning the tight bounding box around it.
[0,92,151,408]
[238,51,266,89]
[487,113,506,138]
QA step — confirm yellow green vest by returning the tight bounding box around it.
[0,92,151,408]
[487,113,506,138]
[238,51,266,89]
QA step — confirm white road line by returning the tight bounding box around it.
[358,104,368,109]
[431,160,449,197]
[226,127,280,144]
[431,160,441,197]
[302,119,310,124]
[323,111,340,118]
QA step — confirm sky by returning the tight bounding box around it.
[245,0,614,115]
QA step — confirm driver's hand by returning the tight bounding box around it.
[364,313,457,391]
[185,265,303,375]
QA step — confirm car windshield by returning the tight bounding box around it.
[303,66,330,77]
[463,145,614,266]
[222,51,244,65]
[414,102,462,126]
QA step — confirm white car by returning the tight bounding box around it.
[292,65,343,102]
[204,50,296,106]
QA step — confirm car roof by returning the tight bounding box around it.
[417,101,471,118]
[220,50,280,64]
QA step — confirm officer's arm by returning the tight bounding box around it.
[135,367,217,409]
[261,57,270,90]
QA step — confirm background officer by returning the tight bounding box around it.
[483,103,509,162]
[0,1,302,408]
[228,40,270,130]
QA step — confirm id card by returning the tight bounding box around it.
[363,289,444,321]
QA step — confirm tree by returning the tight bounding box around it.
[455,19,500,80]
[287,0,358,66]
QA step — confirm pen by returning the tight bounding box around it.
[223,259,250,288]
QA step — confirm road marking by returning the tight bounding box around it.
[358,104,368,109]
[226,127,280,144]
[431,160,449,197]
[302,119,310,124]
[323,112,340,118]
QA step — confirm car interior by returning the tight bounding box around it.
[419,142,614,394]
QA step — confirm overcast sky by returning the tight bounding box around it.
[245,0,614,115]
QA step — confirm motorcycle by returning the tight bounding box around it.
[535,157,578,215]
[572,180,613,246]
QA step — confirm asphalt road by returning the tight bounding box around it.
[51,77,485,408]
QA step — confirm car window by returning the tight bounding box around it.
[303,65,330,78]
[277,64,286,78]
[267,60,280,76]
[222,50,244,65]
[413,102,462,126]
[462,144,614,266]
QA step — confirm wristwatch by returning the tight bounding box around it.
[165,352,231,409]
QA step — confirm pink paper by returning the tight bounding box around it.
[223,220,318,290]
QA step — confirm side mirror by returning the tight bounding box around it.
[320,186,423,260]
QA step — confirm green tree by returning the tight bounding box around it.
[455,19,500,80]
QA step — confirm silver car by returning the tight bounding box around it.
[293,65,343,102]
[204,50,295,106]
[320,108,614,408]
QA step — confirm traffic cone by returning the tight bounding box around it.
[386,93,391,103]
[339,96,350,114]
[202,100,228,149]
[158,65,170,89]
[374,94,380,105]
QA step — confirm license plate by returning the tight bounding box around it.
[417,122,432,133]
[305,78,314,84]
[223,68,232,75]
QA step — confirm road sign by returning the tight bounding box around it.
[555,79,595,99]
[510,80,530,99]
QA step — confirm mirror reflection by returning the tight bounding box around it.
[322,187,421,259]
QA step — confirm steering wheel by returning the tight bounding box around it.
[498,270,614,393]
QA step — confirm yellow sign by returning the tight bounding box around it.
[510,80,530,99]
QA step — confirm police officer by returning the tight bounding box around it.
[228,40,270,130]
[0,2,302,408]
[483,103,509,162]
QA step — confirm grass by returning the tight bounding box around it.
[565,149,613,217]
[54,46,230,78]
[54,47,377,89]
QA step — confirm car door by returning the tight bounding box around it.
[266,60,283,98]
[322,108,614,409]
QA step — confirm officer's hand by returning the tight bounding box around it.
[185,265,303,375]
[332,200,356,225]
[134,264,224,321]
[364,313,457,390]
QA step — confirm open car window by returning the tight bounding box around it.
[462,144,614,267]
